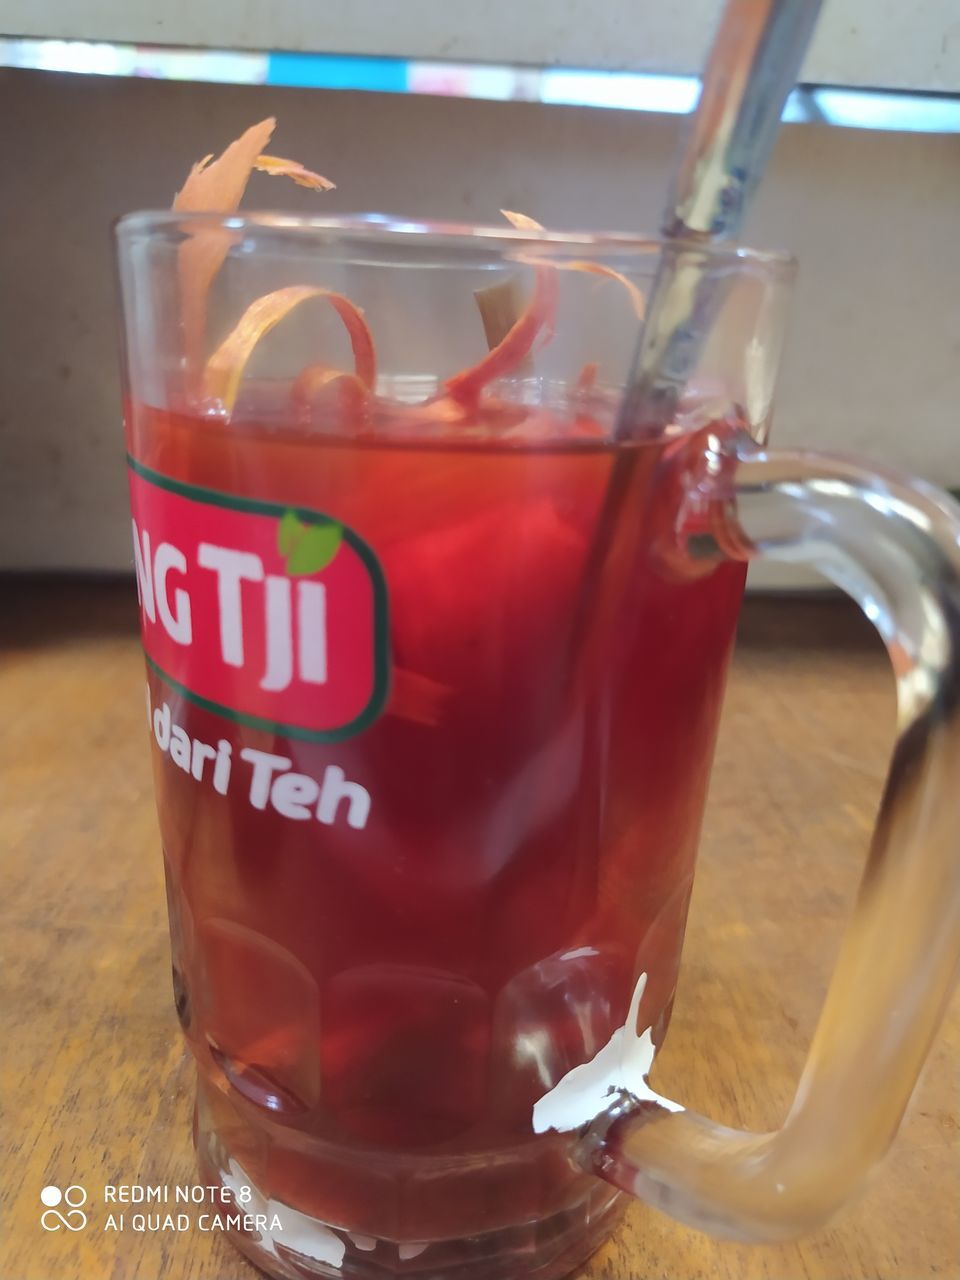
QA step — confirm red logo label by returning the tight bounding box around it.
[127,459,389,741]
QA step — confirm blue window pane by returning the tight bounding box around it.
[267,52,409,93]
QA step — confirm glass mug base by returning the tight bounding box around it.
[194,1077,625,1280]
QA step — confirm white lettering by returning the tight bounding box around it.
[271,771,320,820]
[297,580,327,684]
[104,1213,122,1230]
[198,1212,279,1233]
[169,725,192,773]
[120,1185,166,1203]
[240,747,292,810]
[154,542,192,645]
[197,544,263,668]
[174,1184,228,1203]
[213,740,232,796]
[317,766,370,830]
[191,739,216,782]
[129,1212,189,1231]
[132,520,156,623]
[145,695,368,830]
[260,575,293,692]
[153,701,171,752]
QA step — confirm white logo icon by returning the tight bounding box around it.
[40,1185,88,1231]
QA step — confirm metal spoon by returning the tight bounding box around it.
[618,0,824,436]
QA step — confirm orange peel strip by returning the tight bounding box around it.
[173,119,276,213]
[254,154,336,191]
[573,361,606,436]
[172,119,334,385]
[443,210,558,405]
[509,254,645,319]
[203,285,376,414]
[575,361,599,393]
[563,261,645,318]
[500,209,543,233]
[174,118,277,381]
[501,214,645,318]
[291,363,370,420]
[442,211,643,406]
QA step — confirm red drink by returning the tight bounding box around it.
[125,389,744,1276]
[118,190,960,1272]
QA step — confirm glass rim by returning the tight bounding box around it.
[114,210,797,276]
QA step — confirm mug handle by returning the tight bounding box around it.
[582,432,960,1241]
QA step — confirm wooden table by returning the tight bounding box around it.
[1,580,956,1280]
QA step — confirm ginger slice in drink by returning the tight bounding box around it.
[444,212,559,406]
[473,276,534,375]
[444,279,558,404]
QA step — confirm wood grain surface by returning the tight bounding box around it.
[1,579,957,1280]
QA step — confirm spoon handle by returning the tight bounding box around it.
[668,0,822,239]
[620,0,823,432]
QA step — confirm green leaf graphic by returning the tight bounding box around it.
[278,509,306,557]
[284,521,343,576]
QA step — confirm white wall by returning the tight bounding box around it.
[3,0,959,89]
[1,67,958,571]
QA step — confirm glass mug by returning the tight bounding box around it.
[114,214,960,1280]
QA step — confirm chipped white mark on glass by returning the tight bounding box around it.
[221,1158,347,1269]
[532,972,684,1135]
[399,1243,429,1260]
[266,1197,347,1268]
[559,946,601,962]
[221,1159,268,1217]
